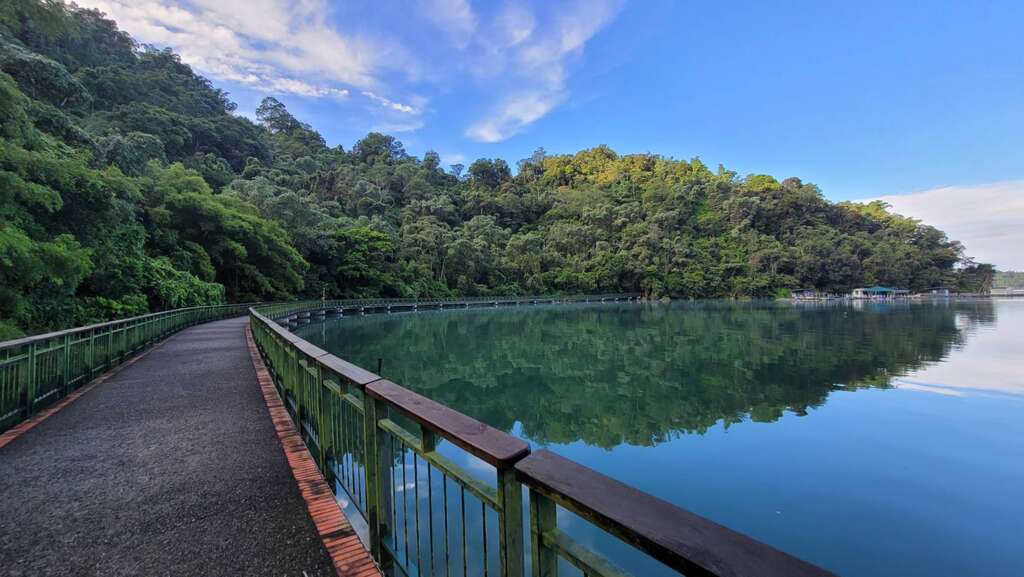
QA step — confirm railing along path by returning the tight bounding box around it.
[1,295,832,577]
[0,303,255,430]
[249,295,833,577]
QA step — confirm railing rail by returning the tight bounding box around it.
[515,450,831,577]
[2,294,832,576]
[258,294,640,322]
[248,297,835,577]
[0,303,257,431]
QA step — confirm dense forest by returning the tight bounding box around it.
[993,271,1024,289]
[0,0,994,338]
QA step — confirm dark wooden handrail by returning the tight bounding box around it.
[365,378,530,467]
[248,296,834,577]
[317,355,382,387]
[515,449,835,577]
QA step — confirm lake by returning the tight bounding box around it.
[294,299,1024,577]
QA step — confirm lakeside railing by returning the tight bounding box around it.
[0,296,626,432]
[1,295,834,576]
[259,293,640,321]
[249,297,834,577]
[0,303,256,431]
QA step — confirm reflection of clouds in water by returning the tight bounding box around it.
[895,378,1024,400]
[894,380,966,397]
[393,482,418,493]
[895,303,1024,396]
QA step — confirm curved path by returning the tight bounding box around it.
[0,317,342,577]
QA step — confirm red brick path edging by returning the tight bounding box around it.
[0,340,170,450]
[244,326,382,577]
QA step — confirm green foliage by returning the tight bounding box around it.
[956,261,995,293]
[97,131,166,176]
[0,227,92,332]
[256,96,326,159]
[0,39,91,110]
[993,270,1024,289]
[0,0,995,337]
[143,256,225,308]
[142,163,306,301]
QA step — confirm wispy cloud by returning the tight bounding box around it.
[466,92,562,143]
[71,0,627,142]
[362,91,418,114]
[495,3,535,48]
[74,0,384,98]
[372,119,426,134]
[873,180,1024,270]
[463,0,625,142]
[423,0,478,49]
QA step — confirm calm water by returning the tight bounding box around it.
[295,299,1024,577]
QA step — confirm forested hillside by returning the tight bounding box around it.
[993,271,1024,289]
[0,0,993,337]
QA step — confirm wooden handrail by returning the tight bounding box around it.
[247,294,834,577]
[365,378,530,468]
[317,355,382,387]
[515,449,835,577]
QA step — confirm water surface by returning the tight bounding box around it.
[295,299,1024,576]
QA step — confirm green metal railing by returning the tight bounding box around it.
[249,299,834,577]
[0,303,256,431]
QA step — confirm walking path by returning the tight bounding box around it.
[0,317,370,577]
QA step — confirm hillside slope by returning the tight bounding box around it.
[0,0,992,337]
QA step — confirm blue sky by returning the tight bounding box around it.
[76,0,1024,267]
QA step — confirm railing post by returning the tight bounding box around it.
[24,342,37,419]
[320,376,337,488]
[291,349,301,421]
[88,331,95,376]
[314,361,329,477]
[499,467,526,577]
[62,334,71,396]
[362,392,392,567]
[529,489,558,577]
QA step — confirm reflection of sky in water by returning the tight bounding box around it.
[299,299,1024,577]
[895,300,1024,396]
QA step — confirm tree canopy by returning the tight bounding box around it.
[0,0,992,338]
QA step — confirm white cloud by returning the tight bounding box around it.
[466,92,563,142]
[72,0,381,98]
[873,180,1024,270]
[495,3,535,47]
[516,0,622,88]
[423,0,478,49]
[69,0,627,141]
[362,91,418,114]
[266,79,348,99]
[463,0,624,141]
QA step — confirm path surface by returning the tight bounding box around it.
[0,317,337,577]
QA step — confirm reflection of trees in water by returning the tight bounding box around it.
[295,301,996,449]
